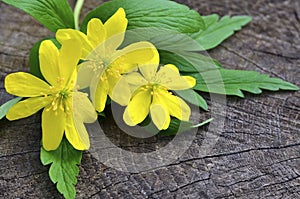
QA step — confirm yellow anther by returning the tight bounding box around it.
[53,105,58,111]
[59,105,65,111]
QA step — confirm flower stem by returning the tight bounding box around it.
[74,0,85,30]
[192,118,214,128]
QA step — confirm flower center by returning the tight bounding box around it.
[44,87,71,115]
[105,67,122,80]
[88,59,105,73]
[141,83,168,96]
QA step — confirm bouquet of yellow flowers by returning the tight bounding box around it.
[1,0,298,198]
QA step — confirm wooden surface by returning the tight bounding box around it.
[1,0,300,198]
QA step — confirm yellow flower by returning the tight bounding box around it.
[5,39,97,151]
[56,8,157,112]
[112,49,196,130]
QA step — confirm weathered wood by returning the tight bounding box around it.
[0,0,300,198]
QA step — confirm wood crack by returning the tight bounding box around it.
[220,45,280,78]
[0,150,39,159]
[251,49,300,60]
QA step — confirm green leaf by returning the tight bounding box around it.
[191,15,252,50]
[158,118,194,136]
[29,39,46,80]
[0,97,22,120]
[122,28,205,52]
[2,0,74,32]
[122,29,220,71]
[191,69,299,97]
[139,116,213,136]
[30,37,60,79]
[159,50,220,73]
[40,138,82,199]
[158,118,213,136]
[81,0,204,34]
[139,116,194,136]
[175,89,208,111]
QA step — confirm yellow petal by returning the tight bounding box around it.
[112,72,148,105]
[158,90,191,121]
[125,72,148,86]
[111,76,132,106]
[58,39,82,81]
[112,72,148,106]
[104,8,128,50]
[76,62,93,89]
[150,103,170,130]
[39,40,60,87]
[106,71,122,98]
[183,76,196,87]
[123,88,151,126]
[72,92,97,123]
[65,113,90,150]
[56,29,93,59]
[138,49,160,81]
[5,72,50,97]
[42,108,65,151]
[87,18,106,48]
[157,64,195,90]
[111,41,159,74]
[93,77,109,112]
[76,60,103,89]
[6,97,50,120]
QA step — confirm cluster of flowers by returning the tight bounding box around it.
[5,8,196,151]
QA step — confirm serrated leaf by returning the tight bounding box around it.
[159,50,220,73]
[0,97,22,120]
[30,37,61,79]
[81,0,204,34]
[40,138,82,199]
[191,69,299,97]
[2,0,74,32]
[122,28,204,52]
[175,89,208,111]
[122,29,218,71]
[191,15,252,50]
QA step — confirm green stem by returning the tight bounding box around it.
[74,0,85,30]
[192,118,214,128]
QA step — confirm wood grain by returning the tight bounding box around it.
[0,0,299,198]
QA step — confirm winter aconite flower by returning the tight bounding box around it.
[112,49,196,130]
[5,39,97,151]
[56,8,157,112]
